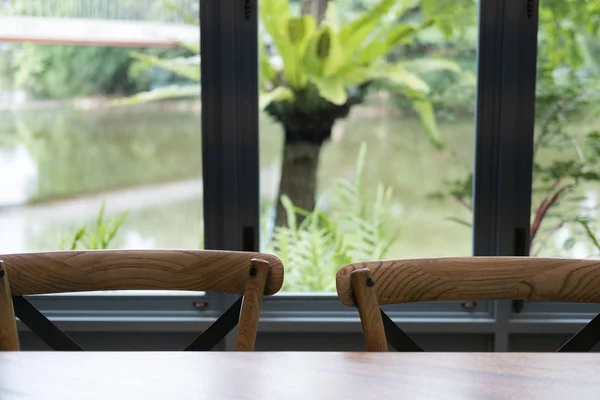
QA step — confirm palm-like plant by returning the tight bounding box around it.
[261,0,460,225]
[118,0,460,226]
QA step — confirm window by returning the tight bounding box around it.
[512,0,600,333]
[0,0,202,253]
[0,0,207,320]
[530,1,600,260]
[259,0,477,294]
[4,0,599,352]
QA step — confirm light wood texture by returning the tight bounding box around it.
[0,250,283,351]
[235,259,270,351]
[337,257,600,306]
[0,250,283,296]
[0,16,199,47]
[0,352,598,399]
[0,262,19,351]
[350,268,387,352]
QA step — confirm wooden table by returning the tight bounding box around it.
[0,352,599,399]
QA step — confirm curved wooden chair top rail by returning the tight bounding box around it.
[336,257,600,306]
[0,250,284,296]
[0,250,284,351]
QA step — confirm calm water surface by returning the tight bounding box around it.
[0,102,597,267]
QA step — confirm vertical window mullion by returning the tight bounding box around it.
[473,0,539,351]
[201,0,259,349]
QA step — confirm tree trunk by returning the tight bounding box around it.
[266,75,368,228]
[301,0,329,23]
[275,137,323,227]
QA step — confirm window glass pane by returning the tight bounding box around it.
[0,0,202,254]
[531,1,600,259]
[259,0,477,292]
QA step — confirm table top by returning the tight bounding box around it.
[0,352,599,399]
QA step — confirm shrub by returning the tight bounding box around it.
[266,144,399,292]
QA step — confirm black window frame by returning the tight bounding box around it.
[19,0,600,351]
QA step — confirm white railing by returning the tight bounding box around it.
[1,0,198,23]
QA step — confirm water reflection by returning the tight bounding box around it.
[0,185,203,253]
[0,144,37,206]
[0,106,202,203]
[0,105,203,253]
[1,103,596,258]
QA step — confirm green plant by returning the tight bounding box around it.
[437,70,600,256]
[6,0,194,99]
[267,144,398,292]
[261,0,465,226]
[120,0,461,227]
[113,2,200,106]
[12,45,141,99]
[410,0,600,71]
[60,202,129,250]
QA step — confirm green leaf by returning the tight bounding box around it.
[563,237,576,250]
[412,99,444,149]
[111,85,200,106]
[370,65,430,94]
[70,227,87,250]
[339,0,397,58]
[281,194,298,231]
[260,0,291,36]
[398,58,461,74]
[356,143,368,189]
[446,217,472,228]
[87,233,98,250]
[130,52,200,82]
[96,201,106,231]
[304,27,345,79]
[355,24,417,65]
[260,0,300,87]
[311,76,347,105]
[176,40,200,54]
[575,218,600,251]
[260,86,294,110]
[107,210,129,247]
[283,15,317,88]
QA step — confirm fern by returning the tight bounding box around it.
[60,201,129,250]
[269,143,399,292]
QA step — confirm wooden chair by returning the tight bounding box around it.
[0,250,284,351]
[336,257,600,352]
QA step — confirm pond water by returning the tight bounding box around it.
[0,101,598,263]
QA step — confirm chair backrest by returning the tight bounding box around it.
[336,257,600,352]
[0,250,284,351]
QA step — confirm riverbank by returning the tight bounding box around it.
[0,92,201,112]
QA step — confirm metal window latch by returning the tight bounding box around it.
[513,300,525,313]
[461,300,477,310]
[192,301,209,309]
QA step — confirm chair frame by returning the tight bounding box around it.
[0,250,284,351]
[336,257,600,352]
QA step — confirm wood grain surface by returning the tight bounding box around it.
[350,268,388,352]
[235,259,271,351]
[0,262,19,351]
[0,250,284,296]
[336,257,600,306]
[0,352,598,399]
